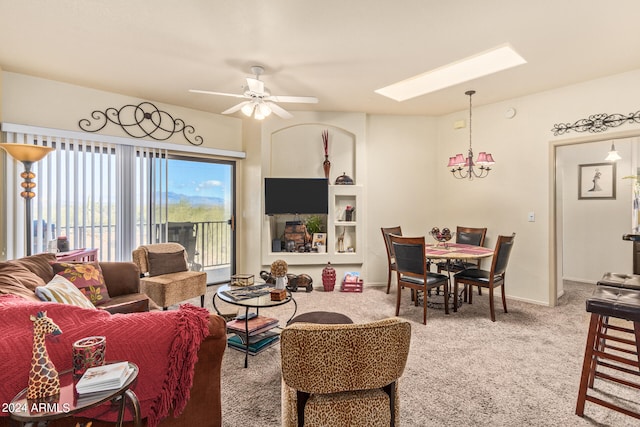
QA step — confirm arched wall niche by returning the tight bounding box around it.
[270,123,356,183]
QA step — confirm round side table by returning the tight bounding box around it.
[9,362,141,427]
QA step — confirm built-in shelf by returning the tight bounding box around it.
[262,185,363,265]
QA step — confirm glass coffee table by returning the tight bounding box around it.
[213,283,297,368]
[9,362,140,427]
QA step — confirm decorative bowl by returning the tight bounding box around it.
[430,227,454,245]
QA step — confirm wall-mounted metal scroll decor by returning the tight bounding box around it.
[552,111,640,136]
[79,102,203,145]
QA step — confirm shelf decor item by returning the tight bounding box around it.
[322,129,331,180]
[72,335,106,377]
[335,172,354,185]
[322,262,337,292]
[345,206,355,222]
[27,311,62,400]
[271,259,288,290]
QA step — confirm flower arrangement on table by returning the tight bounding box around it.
[271,259,289,290]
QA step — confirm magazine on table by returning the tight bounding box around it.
[75,361,134,395]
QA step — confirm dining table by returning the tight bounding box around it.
[424,242,495,310]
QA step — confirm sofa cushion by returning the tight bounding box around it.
[0,262,42,301]
[35,275,97,309]
[147,250,188,276]
[8,252,56,283]
[140,271,206,308]
[52,262,111,306]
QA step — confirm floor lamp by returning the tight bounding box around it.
[0,143,54,256]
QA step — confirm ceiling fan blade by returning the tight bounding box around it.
[222,101,252,115]
[189,89,247,99]
[266,95,319,104]
[267,102,293,119]
[246,77,264,94]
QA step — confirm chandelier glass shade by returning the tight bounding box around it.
[448,90,495,179]
[604,141,621,162]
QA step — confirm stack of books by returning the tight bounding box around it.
[227,330,280,355]
[341,271,363,292]
[75,361,134,395]
[226,315,280,355]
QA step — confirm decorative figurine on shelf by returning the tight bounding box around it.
[27,311,62,400]
[337,228,346,252]
[334,172,354,185]
[345,205,355,222]
[271,259,288,290]
[322,262,336,292]
[322,129,331,180]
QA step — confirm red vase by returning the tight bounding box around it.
[323,156,331,180]
[322,262,336,292]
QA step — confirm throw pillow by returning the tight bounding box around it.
[52,262,111,306]
[0,262,42,301]
[147,250,188,276]
[9,253,56,283]
[35,275,97,309]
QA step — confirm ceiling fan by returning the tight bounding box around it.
[189,65,318,120]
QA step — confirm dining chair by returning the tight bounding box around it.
[391,235,449,324]
[453,233,516,322]
[436,226,487,299]
[381,226,402,294]
[436,226,487,273]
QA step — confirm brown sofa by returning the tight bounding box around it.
[0,253,226,427]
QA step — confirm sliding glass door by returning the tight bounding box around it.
[164,157,235,285]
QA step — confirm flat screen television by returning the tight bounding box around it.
[264,178,329,215]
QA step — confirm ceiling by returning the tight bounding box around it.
[1,0,639,118]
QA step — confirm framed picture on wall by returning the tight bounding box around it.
[578,162,616,200]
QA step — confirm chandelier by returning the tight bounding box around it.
[448,90,495,179]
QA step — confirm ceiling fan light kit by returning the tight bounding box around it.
[190,65,318,120]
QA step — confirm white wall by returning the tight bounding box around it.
[557,138,635,283]
[365,115,437,285]
[1,72,242,151]
[435,69,640,305]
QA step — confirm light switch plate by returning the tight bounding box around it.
[528,212,535,222]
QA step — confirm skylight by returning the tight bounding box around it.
[375,44,527,102]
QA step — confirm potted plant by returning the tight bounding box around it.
[305,215,324,246]
[305,215,324,235]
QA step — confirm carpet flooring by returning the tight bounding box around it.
[194,281,640,426]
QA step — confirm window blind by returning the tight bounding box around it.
[2,129,168,261]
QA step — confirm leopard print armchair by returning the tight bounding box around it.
[280,317,411,427]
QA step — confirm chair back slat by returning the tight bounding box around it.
[491,233,516,275]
